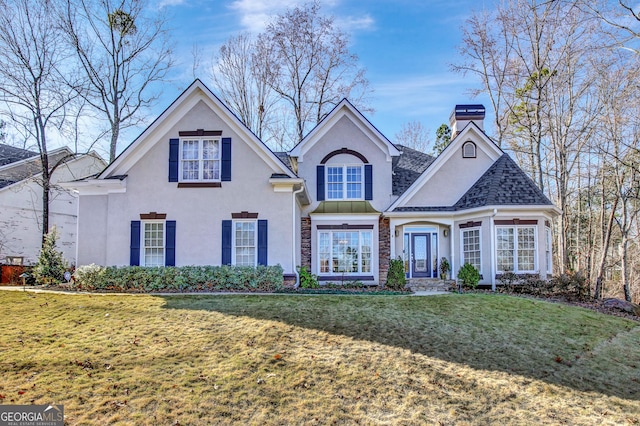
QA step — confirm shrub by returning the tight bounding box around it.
[386,257,406,290]
[33,227,69,285]
[72,264,284,292]
[297,266,319,288]
[498,272,590,301]
[457,263,480,289]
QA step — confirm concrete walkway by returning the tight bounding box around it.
[0,286,452,297]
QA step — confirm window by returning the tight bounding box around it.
[462,228,481,272]
[462,141,476,158]
[318,230,372,275]
[545,226,552,274]
[180,138,220,181]
[496,226,537,273]
[143,222,164,267]
[326,165,362,199]
[233,221,256,266]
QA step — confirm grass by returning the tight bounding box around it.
[0,290,639,425]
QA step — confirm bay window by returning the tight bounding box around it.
[318,230,372,275]
[462,228,481,272]
[496,226,537,273]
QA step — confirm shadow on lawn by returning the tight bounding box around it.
[160,293,640,400]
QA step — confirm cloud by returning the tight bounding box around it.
[336,14,375,31]
[229,0,302,32]
[157,0,187,7]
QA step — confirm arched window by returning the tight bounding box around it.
[462,141,476,158]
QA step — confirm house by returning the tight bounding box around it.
[66,80,559,289]
[0,144,106,266]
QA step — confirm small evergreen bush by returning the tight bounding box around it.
[297,266,319,288]
[457,263,481,289]
[33,227,69,285]
[386,257,406,290]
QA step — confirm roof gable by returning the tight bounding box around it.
[289,99,400,162]
[388,122,502,210]
[101,79,295,179]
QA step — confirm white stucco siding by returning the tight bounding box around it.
[76,194,108,266]
[297,115,393,213]
[405,144,494,207]
[78,100,297,273]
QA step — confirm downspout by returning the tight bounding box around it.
[292,185,305,288]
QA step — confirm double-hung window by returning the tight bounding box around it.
[180,138,220,181]
[327,165,363,200]
[233,221,257,266]
[143,221,164,267]
[496,226,537,273]
[318,230,372,275]
[462,228,481,272]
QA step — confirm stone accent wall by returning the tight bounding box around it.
[378,216,390,284]
[301,217,311,270]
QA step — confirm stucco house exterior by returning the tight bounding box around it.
[66,80,559,288]
[0,144,105,266]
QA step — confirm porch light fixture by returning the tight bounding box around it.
[443,229,449,237]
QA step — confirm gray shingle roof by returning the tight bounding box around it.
[394,154,552,212]
[453,154,552,209]
[0,144,37,167]
[274,152,295,173]
[392,144,434,196]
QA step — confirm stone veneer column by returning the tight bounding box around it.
[378,217,390,284]
[301,217,311,271]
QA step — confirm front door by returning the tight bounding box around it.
[411,233,431,277]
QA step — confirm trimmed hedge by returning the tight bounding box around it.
[73,264,284,292]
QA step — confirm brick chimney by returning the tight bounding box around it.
[450,104,485,138]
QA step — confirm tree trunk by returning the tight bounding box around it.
[594,196,618,299]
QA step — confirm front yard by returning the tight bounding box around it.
[0,291,639,425]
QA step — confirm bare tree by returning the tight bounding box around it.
[254,1,371,147]
[0,0,79,240]
[394,120,431,153]
[60,0,173,162]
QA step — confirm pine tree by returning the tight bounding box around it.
[33,226,69,285]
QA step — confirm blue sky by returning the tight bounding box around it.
[150,0,494,148]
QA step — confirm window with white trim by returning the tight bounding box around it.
[326,165,363,200]
[545,226,552,274]
[180,138,220,181]
[462,141,476,158]
[143,221,164,267]
[318,230,372,274]
[462,228,481,272]
[496,226,537,273]
[233,221,257,266]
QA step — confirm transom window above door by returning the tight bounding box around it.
[180,138,220,181]
[327,165,363,200]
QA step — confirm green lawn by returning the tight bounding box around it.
[0,290,639,425]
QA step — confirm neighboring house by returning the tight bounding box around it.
[66,80,559,288]
[0,144,106,265]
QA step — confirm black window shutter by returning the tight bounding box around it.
[221,138,232,181]
[364,164,373,200]
[258,220,268,266]
[169,139,179,182]
[222,220,232,265]
[165,220,176,266]
[316,165,325,201]
[130,221,141,266]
